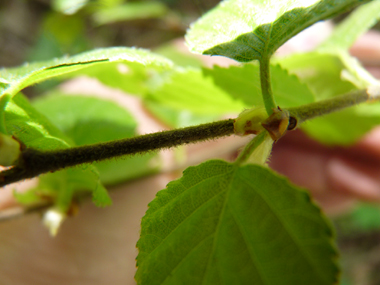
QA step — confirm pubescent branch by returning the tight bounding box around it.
[287,87,380,127]
[1,86,380,189]
[0,119,235,187]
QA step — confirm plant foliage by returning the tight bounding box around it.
[1,0,380,284]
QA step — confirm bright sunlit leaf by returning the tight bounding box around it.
[203,63,315,107]
[0,47,173,98]
[148,68,246,114]
[186,0,369,62]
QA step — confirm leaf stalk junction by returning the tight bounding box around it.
[0,86,379,187]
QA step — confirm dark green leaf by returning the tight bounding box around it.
[136,160,338,285]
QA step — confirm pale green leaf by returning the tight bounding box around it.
[186,0,369,62]
[144,99,219,128]
[93,2,168,25]
[0,47,173,98]
[301,103,380,145]
[52,0,89,15]
[154,43,204,68]
[33,92,160,184]
[6,93,72,150]
[203,63,315,107]
[67,61,154,97]
[319,0,380,51]
[136,160,338,285]
[276,52,357,100]
[278,52,380,144]
[148,68,246,115]
[6,93,111,208]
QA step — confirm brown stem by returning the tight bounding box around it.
[0,119,235,187]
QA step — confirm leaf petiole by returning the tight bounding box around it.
[259,56,277,115]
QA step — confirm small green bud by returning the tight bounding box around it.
[0,134,21,166]
[245,132,273,166]
[234,107,267,136]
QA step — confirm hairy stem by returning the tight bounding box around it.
[2,87,380,188]
[0,119,235,187]
[287,87,380,127]
[260,56,277,115]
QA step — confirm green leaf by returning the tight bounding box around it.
[278,52,380,144]
[186,0,369,62]
[136,160,338,285]
[301,103,380,145]
[6,93,111,208]
[67,61,154,97]
[32,93,137,145]
[203,63,315,107]
[154,43,204,68]
[319,1,380,51]
[6,93,72,150]
[0,47,173,98]
[144,99,219,128]
[28,12,90,62]
[277,52,357,100]
[93,2,168,25]
[33,92,160,184]
[148,68,246,115]
[349,203,380,231]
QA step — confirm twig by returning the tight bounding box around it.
[0,119,235,187]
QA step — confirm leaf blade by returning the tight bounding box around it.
[7,93,111,209]
[32,92,160,184]
[136,160,338,285]
[203,63,315,107]
[0,47,173,98]
[186,0,370,62]
[319,0,380,51]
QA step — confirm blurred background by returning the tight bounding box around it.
[2,1,380,284]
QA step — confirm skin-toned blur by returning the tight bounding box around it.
[1,19,380,284]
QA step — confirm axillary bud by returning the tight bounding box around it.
[234,107,267,136]
[261,107,290,141]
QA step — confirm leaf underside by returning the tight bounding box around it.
[186,0,370,62]
[6,93,111,208]
[0,47,172,98]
